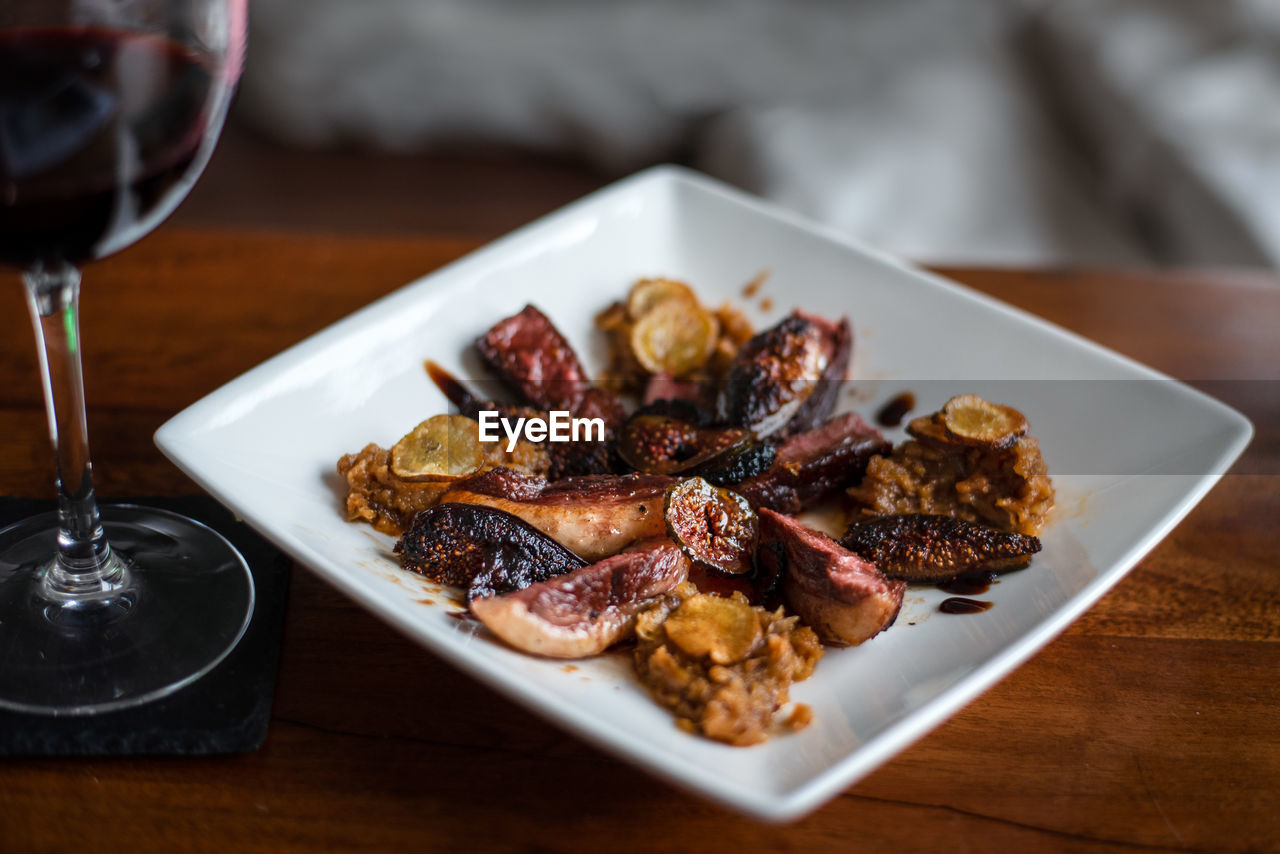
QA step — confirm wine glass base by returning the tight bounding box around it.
[0,504,255,716]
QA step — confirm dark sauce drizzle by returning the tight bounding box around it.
[425,359,469,403]
[937,571,996,596]
[939,597,993,615]
[875,391,916,428]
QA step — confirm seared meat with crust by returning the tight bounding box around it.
[840,514,1041,582]
[477,304,593,413]
[784,313,852,436]
[394,503,588,600]
[758,509,904,646]
[475,305,626,424]
[642,372,708,408]
[719,313,828,437]
[475,306,626,477]
[718,311,851,438]
[737,413,890,514]
[470,537,690,658]
[438,468,673,560]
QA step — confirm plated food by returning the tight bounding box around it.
[156,166,1251,817]
[337,277,1055,746]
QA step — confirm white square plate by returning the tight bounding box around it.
[156,166,1252,821]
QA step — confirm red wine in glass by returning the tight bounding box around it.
[0,8,255,716]
[0,27,215,265]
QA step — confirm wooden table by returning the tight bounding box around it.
[1,230,1277,852]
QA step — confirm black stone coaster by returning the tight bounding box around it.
[0,496,290,756]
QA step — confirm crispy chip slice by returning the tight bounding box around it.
[630,299,719,376]
[626,278,698,320]
[662,593,763,665]
[940,394,1029,449]
[390,414,484,480]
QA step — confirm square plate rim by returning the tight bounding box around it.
[155,164,1253,822]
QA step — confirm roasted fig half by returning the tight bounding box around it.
[632,396,711,427]
[840,513,1041,583]
[618,414,750,476]
[664,477,758,576]
[690,440,777,486]
[395,502,586,600]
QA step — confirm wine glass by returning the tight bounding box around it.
[0,0,254,714]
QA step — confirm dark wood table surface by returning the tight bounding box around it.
[1,229,1277,852]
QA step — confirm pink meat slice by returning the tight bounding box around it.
[737,412,890,514]
[476,304,591,412]
[758,508,904,646]
[642,372,708,407]
[476,305,625,429]
[470,538,690,658]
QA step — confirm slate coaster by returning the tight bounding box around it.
[0,496,290,756]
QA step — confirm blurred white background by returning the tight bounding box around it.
[237,0,1280,268]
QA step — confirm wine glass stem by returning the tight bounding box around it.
[23,262,130,600]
